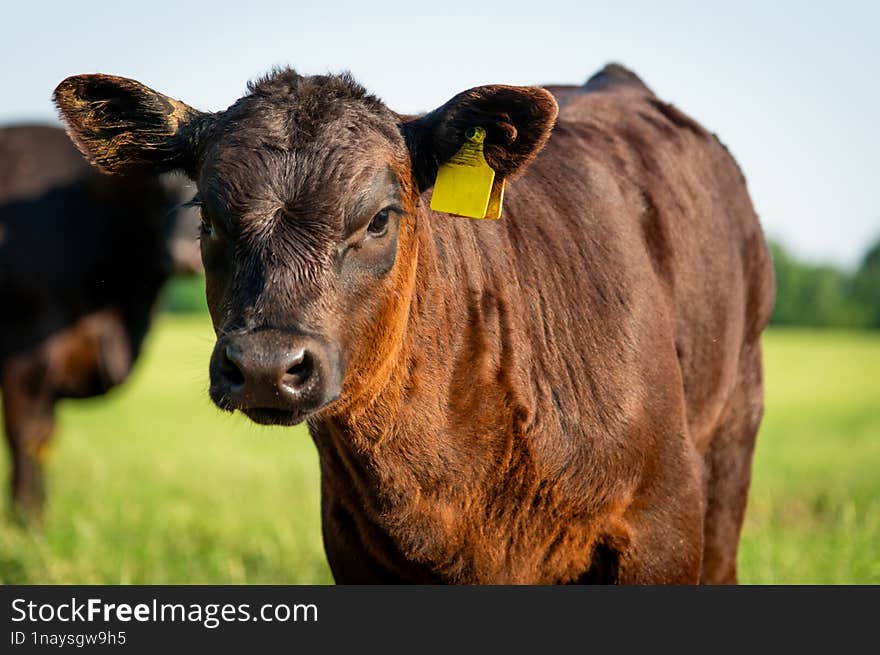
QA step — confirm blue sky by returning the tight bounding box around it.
[2,0,877,267]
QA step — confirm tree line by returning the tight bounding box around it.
[769,238,879,329]
[160,237,880,330]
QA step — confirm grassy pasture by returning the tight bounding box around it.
[1,316,877,583]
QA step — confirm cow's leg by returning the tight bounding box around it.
[699,339,764,584]
[613,464,706,584]
[582,430,706,585]
[2,353,56,517]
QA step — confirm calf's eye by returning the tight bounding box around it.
[366,208,390,237]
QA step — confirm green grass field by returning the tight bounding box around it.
[1,315,878,584]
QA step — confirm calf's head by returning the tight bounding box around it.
[54,70,557,426]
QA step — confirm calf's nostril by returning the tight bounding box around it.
[283,349,313,389]
[221,344,245,388]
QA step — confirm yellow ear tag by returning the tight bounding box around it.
[430,126,505,219]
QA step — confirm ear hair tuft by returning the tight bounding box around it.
[53,74,209,176]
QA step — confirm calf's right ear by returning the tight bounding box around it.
[53,74,209,176]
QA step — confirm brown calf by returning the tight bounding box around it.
[54,63,774,583]
[0,125,199,516]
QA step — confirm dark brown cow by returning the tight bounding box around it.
[53,63,774,583]
[0,124,199,516]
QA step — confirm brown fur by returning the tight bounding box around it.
[54,63,775,583]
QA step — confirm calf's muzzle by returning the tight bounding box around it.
[209,329,341,425]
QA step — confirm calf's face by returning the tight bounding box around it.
[54,70,557,426]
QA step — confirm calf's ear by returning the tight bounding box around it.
[401,85,558,191]
[53,74,209,176]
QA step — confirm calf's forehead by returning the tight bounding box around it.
[198,108,409,218]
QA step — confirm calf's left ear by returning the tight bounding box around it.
[53,74,209,176]
[401,85,558,191]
